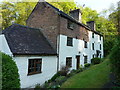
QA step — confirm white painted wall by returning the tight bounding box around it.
[58,31,103,70]
[0,34,57,88]
[0,34,12,56]
[13,55,57,88]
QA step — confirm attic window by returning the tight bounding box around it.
[28,59,42,75]
[67,20,74,30]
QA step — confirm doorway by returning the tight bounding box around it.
[76,55,80,69]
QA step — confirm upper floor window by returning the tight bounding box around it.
[84,56,88,64]
[100,35,101,40]
[100,44,101,50]
[67,37,73,46]
[92,33,94,38]
[28,59,42,75]
[84,41,87,48]
[92,43,94,50]
[67,20,74,30]
[66,57,72,67]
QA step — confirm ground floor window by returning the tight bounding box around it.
[66,57,72,67]
[28,59,42,75]
[84,56,88,64]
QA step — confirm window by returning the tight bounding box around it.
[100,44,101,50]
[84,56,88,64]
[92,33,94,38]
[93,54,94,58]
[67,37,73,46]
[100,36,101,40]
[84,41,87,48]
[66,57,72,67]
[92,43,94,50]
[67,20,74,30]
[28,59,42,75]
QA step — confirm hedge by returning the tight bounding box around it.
[2,52,20,89]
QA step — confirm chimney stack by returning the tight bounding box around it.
[87,21,96,31]
[69,9,82,23]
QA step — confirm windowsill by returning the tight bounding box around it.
[27,71,42,76]
[67,45,73,47]
[67,27,74,30]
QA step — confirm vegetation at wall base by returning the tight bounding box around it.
[61,59,110,88]
[91,57,101,65]
[109,36,120,83]
[2,52,20,89]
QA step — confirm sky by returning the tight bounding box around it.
[0,0,119,13]
[75,0,119,13]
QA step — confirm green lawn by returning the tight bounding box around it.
[61,59,110,88]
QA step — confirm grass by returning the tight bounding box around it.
[61,59,110,88]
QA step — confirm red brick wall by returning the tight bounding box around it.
[27,2,60,51]
[59,16,89,41]
[27,2,89,51]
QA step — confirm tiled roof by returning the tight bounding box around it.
[2,24,57,55]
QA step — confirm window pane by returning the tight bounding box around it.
[28,59,42,74]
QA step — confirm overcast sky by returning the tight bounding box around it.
[0,0,119,13]
[75,0,119,13]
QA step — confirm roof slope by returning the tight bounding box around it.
[2,24,57,55]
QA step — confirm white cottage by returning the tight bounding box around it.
[0,24,57,88]
[0,1,104,88]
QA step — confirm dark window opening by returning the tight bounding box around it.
[28,59,42,75]
[84,56,88,64]
[67,20,74,30]
[100,44,101,50]
[67,37,73,46]
[84,41,87,48]
[66,57,72,67]
[100,36,101,40]
[92,33,94,38]
[92,43,94,50]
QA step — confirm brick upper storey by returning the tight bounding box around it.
[26,1,103,51]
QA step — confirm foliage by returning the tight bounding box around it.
[84,63,91,68]
[35,84,41,88]
[59,66,70,76]
[61,59,110,88]
[2,52,20,89]
[50,72,61,81]
[91,57,101,65]
[109,36,120,82]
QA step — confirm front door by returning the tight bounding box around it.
[76,55,80,69]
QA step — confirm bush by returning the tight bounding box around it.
[2,52,20,89]
[84,63,91,68]
[59,66,69,76]
[35,84,41,88]
[91,57,101,65]
[109,36,120,82]
[50,72,61,81]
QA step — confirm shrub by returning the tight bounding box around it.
[84,63,91,68]
[50,72,61,81]
[91,57,101,65]
[35,84,41,88]
[2,52,20,89]
[59,66,70,76]
[109,36,120,82]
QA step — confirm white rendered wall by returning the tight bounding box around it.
[58,32,103,70]
[13,55,57,88]
[0,34,12,56]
